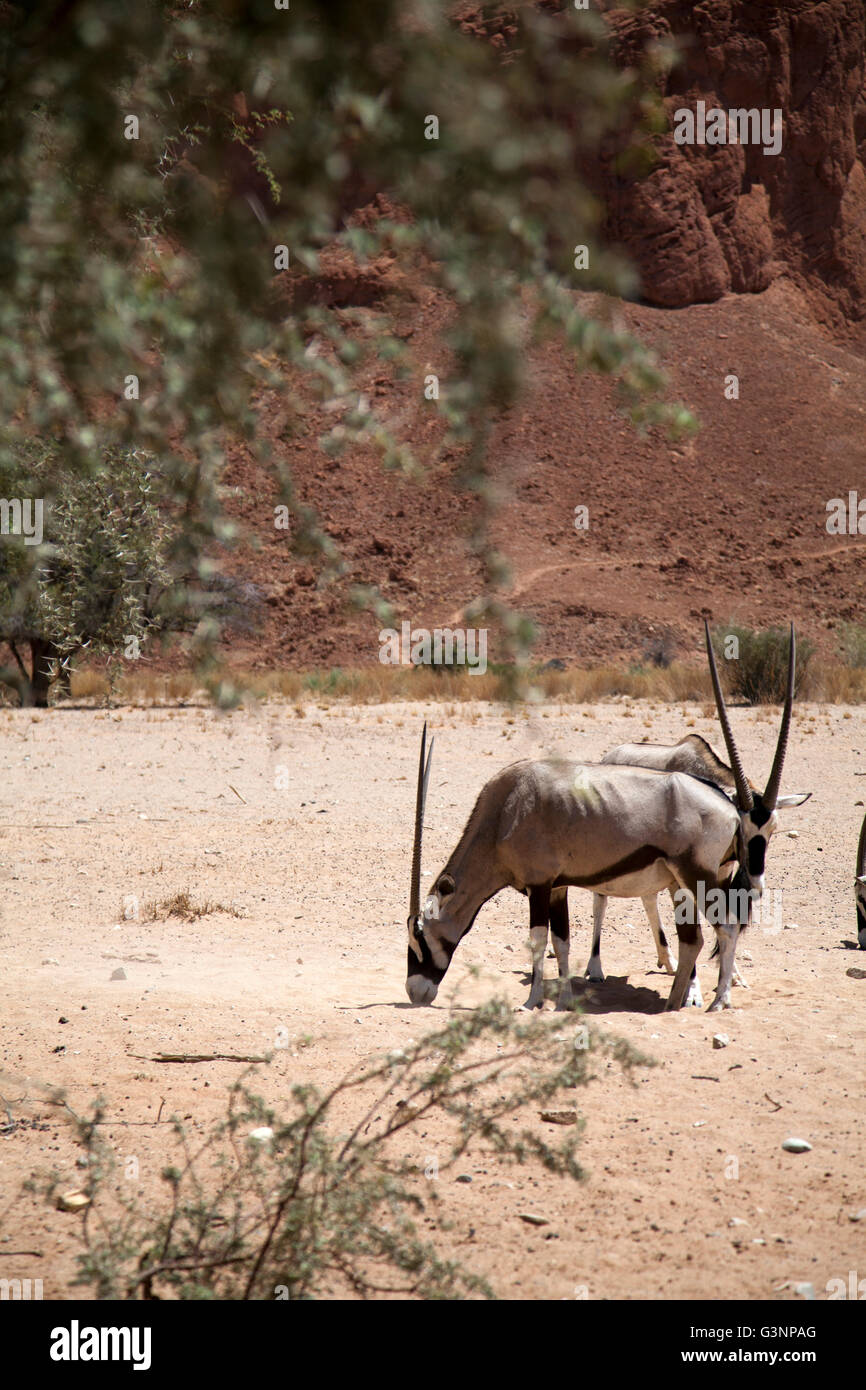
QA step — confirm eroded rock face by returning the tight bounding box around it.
[601,0,866,326]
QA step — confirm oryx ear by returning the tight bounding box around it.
[775,792,811,808]
[437,874,456,896]
[856,874,866,886]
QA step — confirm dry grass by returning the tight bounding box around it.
[70,669,200,703]
[24,659,866,709]
[144,890,242,922]
[67,662,715,706]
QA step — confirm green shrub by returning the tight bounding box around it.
[0,440,173,705]
[838,622,866,669]
[30,1000,645,1300]
[711,623,814,705]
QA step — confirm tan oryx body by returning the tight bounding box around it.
[405,624,806,1014]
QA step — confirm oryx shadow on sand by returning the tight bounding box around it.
[515,969,668,1015]
[353,971,671,1014]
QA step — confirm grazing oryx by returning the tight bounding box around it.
[405,623,803,1014]
[856,812,866,949]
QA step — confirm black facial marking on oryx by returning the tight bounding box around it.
[749,799,773,829]
[747,835,767,877]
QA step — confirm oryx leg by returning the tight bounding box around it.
[708,920,741,1012]
[656,887,701,1003]
[585,893,606,982]
[665,878,703,1011]
[709,935,748,988]
[684,967,704,1008]
[643,893,676,974]
[550,886,573,1011]
[524,883,551,1010]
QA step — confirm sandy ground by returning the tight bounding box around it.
[1,697,864,1301]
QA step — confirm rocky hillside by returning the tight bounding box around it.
[208,4,866,671]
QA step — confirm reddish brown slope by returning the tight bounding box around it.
[219,272,866,670]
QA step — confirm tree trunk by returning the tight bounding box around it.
[28,638,55,708]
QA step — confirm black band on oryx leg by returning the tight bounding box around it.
[529,883,552,928]
[549,887,569,941]
[676,920,700,947]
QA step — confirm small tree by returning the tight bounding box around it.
[0,442,172,705]
[33,999,646,1300]
[0,2,692,689]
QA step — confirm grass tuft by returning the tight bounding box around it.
[144,890,242,922]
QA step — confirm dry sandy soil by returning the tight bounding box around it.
[1,697,864,1301]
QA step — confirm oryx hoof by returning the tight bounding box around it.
[707,994,732,1013]
[555,989,576,1013]
[584,964,604,984]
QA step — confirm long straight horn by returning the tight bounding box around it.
[704,620,753,812]
[408,722,434,922]
[763,624,795,812]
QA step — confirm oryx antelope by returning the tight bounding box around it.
[855,811,866,948]
[590,732,809,997]
[594,735,744,986]
[405,623,804,1014]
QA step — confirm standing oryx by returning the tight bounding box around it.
[590,731,809,993]
[855,811,866,948]
[405,623,804,1014]
[592,735,745,985]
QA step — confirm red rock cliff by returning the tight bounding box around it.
[600,0,866,329]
